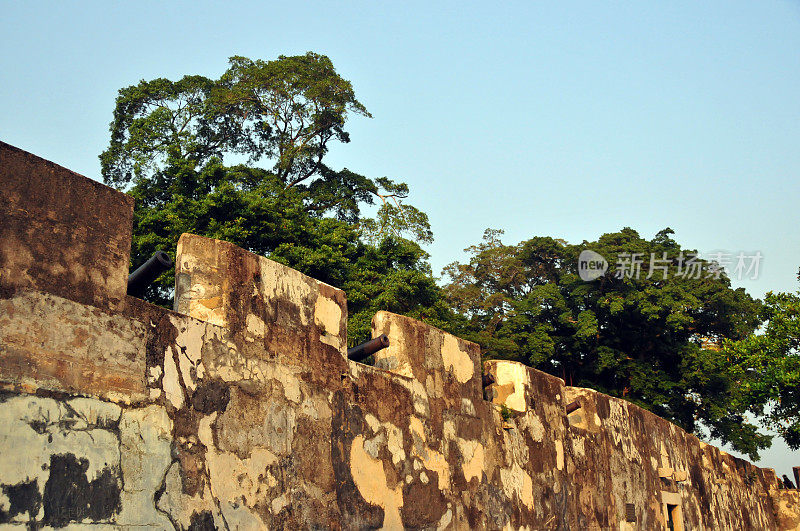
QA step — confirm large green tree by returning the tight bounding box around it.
[724,276,800,450]
[102,53,441,344]
[444,228,769,458]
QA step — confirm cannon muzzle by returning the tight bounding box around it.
[348,334,390,362]
[127,251,173,298]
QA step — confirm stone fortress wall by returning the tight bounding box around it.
[1,140,799,529]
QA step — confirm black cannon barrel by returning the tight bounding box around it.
[127,251,173,298]
[348,334,390,362]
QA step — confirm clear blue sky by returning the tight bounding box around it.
[2,1,798,473]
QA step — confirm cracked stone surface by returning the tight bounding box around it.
[1,144,798,529]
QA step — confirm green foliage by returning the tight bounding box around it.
[724,284,800,450]
[100,75,221,188]
[103,53,444,345]
[218,53,370,186]
[444,227,769,459]
[104,52,792,460]
[101,53,423,226]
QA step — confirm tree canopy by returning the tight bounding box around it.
[100,52,428,226]
[444,227,769,459]
[101,53,440,344]
[724,277,800,450]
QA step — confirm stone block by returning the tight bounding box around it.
[173,233,348,381]
[659,467,674,479]
[771,490,800,530]
[371,311,481,407]
[483,360,531,413]
[0,141,133,310]
[0,290,147,403]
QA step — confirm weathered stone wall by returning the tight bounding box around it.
[0,140,133,311]
[1,141,798,529]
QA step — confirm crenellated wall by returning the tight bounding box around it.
[1,140,798,529]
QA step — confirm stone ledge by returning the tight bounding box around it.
[0,289,147,403]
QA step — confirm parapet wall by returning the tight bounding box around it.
[0,140,798,529]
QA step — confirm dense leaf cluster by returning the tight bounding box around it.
[725,286,800,450]
[101,53,443,345]
[443,228,769,458]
